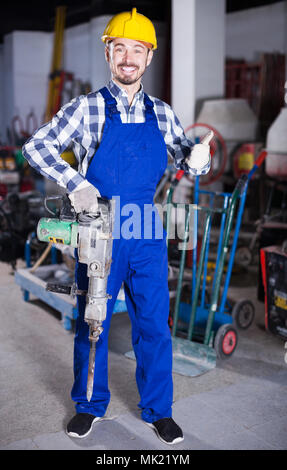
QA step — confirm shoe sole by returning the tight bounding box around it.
[66,417,102,439]
[145,422,184,445]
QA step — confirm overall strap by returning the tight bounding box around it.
[100,87,157,124]
[99,87,121,120]
[143,93,157,123]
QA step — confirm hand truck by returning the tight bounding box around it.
[165,150,267,376]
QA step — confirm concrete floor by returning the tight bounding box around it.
[0,259,286,450]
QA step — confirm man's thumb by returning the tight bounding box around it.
[201,130,214,146]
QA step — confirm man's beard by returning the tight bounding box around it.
[114,73,143,85]
[113,63,145,85]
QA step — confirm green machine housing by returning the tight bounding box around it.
[37,217,79,247]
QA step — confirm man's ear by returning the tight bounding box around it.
[146,49,153,67]
[105,46,110,63]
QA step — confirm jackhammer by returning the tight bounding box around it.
[37,195,115,401]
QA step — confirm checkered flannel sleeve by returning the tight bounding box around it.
[22,96,87,193]
[154,99,211,176]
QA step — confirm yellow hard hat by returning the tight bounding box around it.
[101,7,157,50]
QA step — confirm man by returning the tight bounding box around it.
[23,8,211,445]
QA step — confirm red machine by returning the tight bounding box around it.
[260,243,287,339]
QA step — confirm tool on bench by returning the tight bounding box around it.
[37,194,115,401]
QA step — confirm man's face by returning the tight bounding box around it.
[105,37,153,86]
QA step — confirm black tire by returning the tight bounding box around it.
[214,324,238,360]
[232,299,255,330]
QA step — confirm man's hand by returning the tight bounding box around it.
[186,130,213,173]
[68,181,101,213]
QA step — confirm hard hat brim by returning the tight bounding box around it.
[101,35,157,50]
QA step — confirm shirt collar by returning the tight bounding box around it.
[107,79,144,104]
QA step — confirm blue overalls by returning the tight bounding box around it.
[71,86,173,423]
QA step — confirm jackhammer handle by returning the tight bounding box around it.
[61,194,77,221]
[46,283,72,295]
[44,195,63,216]
[44,194,76,221]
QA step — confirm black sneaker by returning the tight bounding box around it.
[66,413,102,439]
[146,417,184,445]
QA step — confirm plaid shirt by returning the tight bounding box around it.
[22,80,210,193]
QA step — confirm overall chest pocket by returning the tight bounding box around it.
[119,141,155,188]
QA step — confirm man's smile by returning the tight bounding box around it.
[119,65,138,75]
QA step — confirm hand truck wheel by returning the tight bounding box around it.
[234,246,253,267]
[232,299,255,330]
[214,324,238,360]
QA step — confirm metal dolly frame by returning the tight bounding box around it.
[165,151,267,375]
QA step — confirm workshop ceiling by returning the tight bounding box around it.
[0,0,283,43]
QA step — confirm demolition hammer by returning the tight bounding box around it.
[37,195,115,401]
